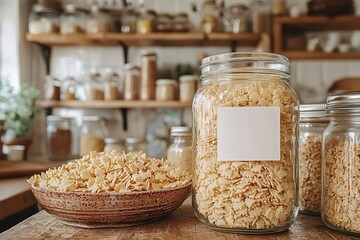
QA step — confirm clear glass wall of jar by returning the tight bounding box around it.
[155,79,178,101]
[173,13,190,32]
[156,14,172,32]
[322,92,360,236]
[137,9,156,34]
[60,4,88,34]
[29,4,60,34]
[62,76,77,100]
[80,116,107,156]
[125,138,147,153]
[120,8,137,33]
[201,0,219,33]
[179,75,198,102]
[299,104,328,215]
[140,52,157,100]
[86,5,112,33]
[167,126,192,173]
[45,76,61,100]
[47,116,77,161]
[124,64,140,100]
[193,52,299,233]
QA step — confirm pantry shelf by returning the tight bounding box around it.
[36,100,192,109]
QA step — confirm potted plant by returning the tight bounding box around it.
[0,77,40,158]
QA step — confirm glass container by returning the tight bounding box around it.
[120,8,137,33]
[155,79,178,101]
[140,52,157,100]
[224,4,249,33]
[60,4,88,34]
[44,76,61,100]
[47,116,77,160]
[125,138,147,153]
[193,52,299,233]
[173,13,190,32]
[299,104,328,215]
[179,75,198,102]
[322,92,360,236]
[104,138,126,153]
[137,9,156,34]
[124,63,140,100]
[62,76,77,100]
[86,72,104,100]
[156,14,172,32]
[250,0,271,33]
[105,73,120,100]
[167,126,192,173]
[201,0,219,33]
[29,4,60,34]
[80,116,107,156]
[86,5,112,33]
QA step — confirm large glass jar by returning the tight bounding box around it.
[322,92,360,236]
[140,52,157,100]
[104,138,126,153]
[299,104,328,215]
[201,0,219,33]
[86,5,112,34]
[167,126,192,173]
[60,4,88,34]
[137,9,156,34]
[173,13,190,32]
[29,4,60,34]
[193,52,299,233]
[47,116,77,161]
[80,116,107,156]
[124,64,140,100]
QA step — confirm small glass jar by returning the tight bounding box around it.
[62,76,77,100]
[45,76,61,100]
[29,4,60,34]
[86,5,112,34]
[105,73,120,100]
[179,75,198,102]
[224,4,249,33]
[47,116,77,161]
[86,72,104,100]
[193,52,299,233]
[137,9,156,34]
[80,116,107,156]
[120,8,137,33]
[124,63,140,100]
[299,104,328,215]
[156,14,172,32]
[125,138,147,153]
[140,52,157,100]
[250,0,271,33]
[322,92,360,236]
[60,4,88,34]
[173,13,190,32]
[201,0,219,33]
[156,79,178,101]
[167,126,192,173]
[104,138,126,153]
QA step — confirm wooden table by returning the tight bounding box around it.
[1,198,358,240]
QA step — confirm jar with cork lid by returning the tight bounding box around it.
[124,63,140,100]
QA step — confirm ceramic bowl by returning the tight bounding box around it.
[31,182,191,228]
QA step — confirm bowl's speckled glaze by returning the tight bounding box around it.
[31,182,191,228]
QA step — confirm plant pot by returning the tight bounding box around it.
[3,139,32,160]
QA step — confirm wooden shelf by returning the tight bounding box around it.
[279,51,360,60]
[36,100,192,109]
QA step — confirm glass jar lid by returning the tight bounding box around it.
[105,138,123,144]
[300,104,328,122]
[171,126,192,136]
[125,137,144,144]
[326,91,360,114]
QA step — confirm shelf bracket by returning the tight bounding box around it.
[45,108,52,117]
[120,108,128,131]
[119,42,129,64]
[230,41,237,52]
[37,44,52,75]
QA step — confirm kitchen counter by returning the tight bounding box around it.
[1,198,358,240]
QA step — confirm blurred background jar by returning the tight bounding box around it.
[44,75,61,100]
[125,137,147,153]
[137,9,156,34]
[173,13,190,32]
[250,0,271,33]
[140,52,157,100]
[105,72,121,100]
[179,75,197,102]
[224,4,249,33]
[156,13,172,32]
[86,5,112,34]
[80,116,107,156]
[86,72,104,100]
[29,3,60,34]
[120,8,137,33]
[271,0,287,16]
[47,116,77,161]
[104,138,126,153]
[201,0,219,33]
[167,126,192,173]
[62,76,77,100]
[124,63,140,100]
[60,4,88,34]
[156,79,178,101]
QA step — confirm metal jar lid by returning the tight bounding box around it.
[300,104,327,118]
[170,126,192,136]
[326,91,360,114]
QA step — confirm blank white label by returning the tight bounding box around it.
[217,106,280,161]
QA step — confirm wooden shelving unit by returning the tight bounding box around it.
[36,100,192,109]
[273,15,360,60]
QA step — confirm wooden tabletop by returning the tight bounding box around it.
[1,198,358,240]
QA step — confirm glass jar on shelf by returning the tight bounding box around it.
[29,4,60,34]
[173,13,190,32]
[86,5,112,33]
[167,126,192,173]
[120,8,137,33]
[322,92,360,236]
[105,73,120,100]
[86,72,104,100]
[60,4,88,34]
[124,63,140,100]
[137,9,156,34]
[224,4,249,33]
[156,14,172,32]
[299,104,328,215]
[104,138,126,153]
[179,75,198,102]
[47,115,77,161]
[44,76,61,100]
[140,52,157,100]
[125,138,147,153]
[193,52,299,233]
[250,0,271,33]
[156,79,178,101]
[201,0,219,33]
[80,116,107,156]
[62,76,77,100]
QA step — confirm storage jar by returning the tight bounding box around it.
[86,5,112,33]
[29,4,60,34]
[125,138,147,153]
[80,116,107,156]
[104,138,126,153]
[86,72,104,100]
[167,126,192,173]
[60,4,88,34]
[156,14,172,32]
[105,73,120,100]
[156,79,177,101]
[137,9,156,34]
[179,75,198,102]
[140,52,157,100]
[193,52,299,233]
[120,8,137,33]
[173,13,190,32]
[224,4,249,33]
[62,76,77,100]
[124,64,140,100]
[44,76,61,100]
[322,92,360,236]
[201,0,219,33]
